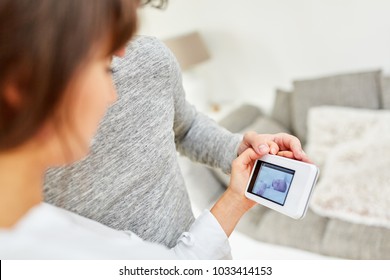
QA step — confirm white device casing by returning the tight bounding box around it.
[245,154,319,219]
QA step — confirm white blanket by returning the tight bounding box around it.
[306,106,390,228]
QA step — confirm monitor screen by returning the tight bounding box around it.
[248,161,295,206]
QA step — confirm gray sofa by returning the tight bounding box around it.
[210,69,390,259]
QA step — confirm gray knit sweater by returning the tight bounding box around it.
[44,36,242,248]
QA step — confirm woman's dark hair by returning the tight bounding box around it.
[0,0,138,150]
[141,0,168,9]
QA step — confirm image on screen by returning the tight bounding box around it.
[249,161,295,206]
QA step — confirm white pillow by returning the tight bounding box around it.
[306,106,390,228]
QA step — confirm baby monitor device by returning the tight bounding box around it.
[245,154,319,219]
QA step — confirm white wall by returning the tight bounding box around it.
[138,0,390,113]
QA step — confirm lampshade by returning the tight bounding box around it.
[163,31,210,71]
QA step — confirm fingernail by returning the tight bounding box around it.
[258,144,269,154]
[271,147,277,155]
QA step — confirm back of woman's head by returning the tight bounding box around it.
[0,0,138,150]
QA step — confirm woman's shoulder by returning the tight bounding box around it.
[112,35,180,79]
[129,35,173,58]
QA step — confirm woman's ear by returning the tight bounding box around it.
[114,47,126,57]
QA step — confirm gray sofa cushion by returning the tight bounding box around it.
[291,70,382,143]
[271,89,293,131]
[381,76,390,109]
[243,114,291,135]
[238,206,390,259]
[322,219,390,259]
[240,208,329,255]
[218,104,263,133]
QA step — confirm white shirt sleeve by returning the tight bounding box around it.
[172,210,232,259]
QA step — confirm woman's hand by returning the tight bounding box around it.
[237,132,311,163]
[211,147,268,237]
[227,147,268,211]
